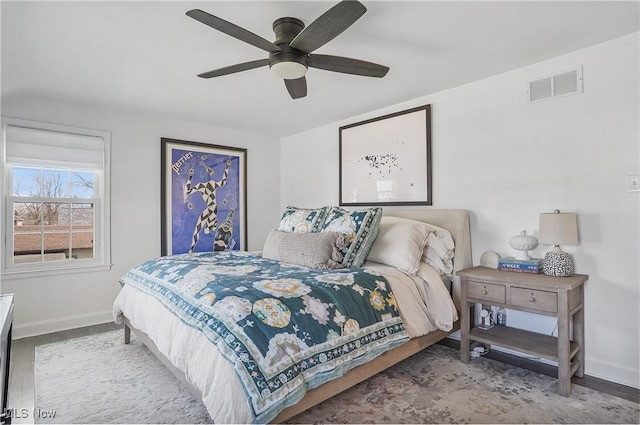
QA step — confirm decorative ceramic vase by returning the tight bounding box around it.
[509,230,538,261]
[543,247,574,276]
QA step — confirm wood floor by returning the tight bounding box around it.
[6,323,639,424]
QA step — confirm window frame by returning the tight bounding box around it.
[1,117,112,278]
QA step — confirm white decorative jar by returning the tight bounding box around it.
[509,230,538,261]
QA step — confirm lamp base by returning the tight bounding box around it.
[543,250,574,277]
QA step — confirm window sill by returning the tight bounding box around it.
[1,263,113,281]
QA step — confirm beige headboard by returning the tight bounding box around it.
[382,208,472,311]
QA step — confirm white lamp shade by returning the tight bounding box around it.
[270,61,307,79]
[539,211,579,245]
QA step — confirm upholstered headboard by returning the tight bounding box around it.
[382,208,472,311]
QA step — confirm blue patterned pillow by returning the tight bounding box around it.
[277,206,330,233]
[321,206,382,267]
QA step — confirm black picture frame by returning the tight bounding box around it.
[339,104,432,206]
[160,138,247,256]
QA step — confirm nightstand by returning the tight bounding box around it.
[458,266,588,396]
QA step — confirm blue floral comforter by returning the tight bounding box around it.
[119,251,409,423]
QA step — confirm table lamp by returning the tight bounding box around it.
[538,210,579,276]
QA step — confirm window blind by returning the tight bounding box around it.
[5,125,104,168]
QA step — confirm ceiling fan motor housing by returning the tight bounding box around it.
[270,17,309,79]
[272,17,305,44]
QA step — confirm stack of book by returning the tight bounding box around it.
[498,257,544,274]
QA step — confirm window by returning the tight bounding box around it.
[1,118,111,276]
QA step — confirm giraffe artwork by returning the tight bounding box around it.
[161,138,247,256]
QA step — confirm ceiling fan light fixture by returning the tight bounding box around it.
[270,60,308,79]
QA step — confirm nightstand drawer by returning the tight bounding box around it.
[511,287,558,313]
[467,281,505,303]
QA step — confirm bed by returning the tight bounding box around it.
[113,208,472,423]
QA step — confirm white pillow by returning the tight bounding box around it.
[422,224,455,277]
[262,229,344,269]
[366,216,432,275]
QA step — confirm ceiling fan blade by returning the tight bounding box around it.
[289,1,366,53]
[197,59,269,78]
[284,77,307,99]
[186,9,281,53]
[308,54,389,77]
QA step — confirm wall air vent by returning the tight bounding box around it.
[527,66,583,104]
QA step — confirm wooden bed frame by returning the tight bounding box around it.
[122,208,472,423]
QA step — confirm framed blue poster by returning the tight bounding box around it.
[161,138,247,256]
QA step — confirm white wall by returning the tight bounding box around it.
[0,98,281,338]
[280,33,640,388]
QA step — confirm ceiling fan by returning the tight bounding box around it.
[186,0,389,99]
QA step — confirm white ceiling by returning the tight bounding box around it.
[2,1,639,139]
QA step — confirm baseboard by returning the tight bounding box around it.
[12,310,114,339]
[586,358,640,391]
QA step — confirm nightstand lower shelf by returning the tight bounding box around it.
[469,326,580,363]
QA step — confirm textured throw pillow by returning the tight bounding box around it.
[367,216,433,275]
[262,229,345,269]
[277,206,329,233]
[321,206,382,268]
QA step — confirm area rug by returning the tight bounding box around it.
[35,330,639,424]
[35,330,211,424]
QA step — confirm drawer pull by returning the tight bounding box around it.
[529,296,536,302]
[482,290,488,295]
